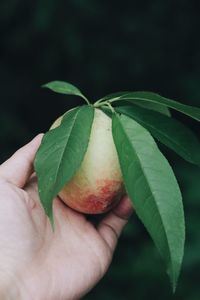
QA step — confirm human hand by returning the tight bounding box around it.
[0,135,133,300]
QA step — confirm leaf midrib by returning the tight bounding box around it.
[121,95,200,120]
[122,94,185,108]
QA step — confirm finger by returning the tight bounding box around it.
[24,174,51,229]
[98,195,133,251]
[0,134,43,188]
[24,174,41,203]
[25,175,87,231]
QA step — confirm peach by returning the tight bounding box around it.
[51,108,124,214]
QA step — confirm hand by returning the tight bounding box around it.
[0,135,133,300]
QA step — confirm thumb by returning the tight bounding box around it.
[0,134,43,188]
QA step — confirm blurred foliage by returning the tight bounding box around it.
[1,0,200,299]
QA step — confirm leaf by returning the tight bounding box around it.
[133,100,171,117]
[109,91,200,121]
[100,92,171,116]
[42,80,88,101]
[116,105,200,166]
[34,105,94,224]
[100,91,130,102]
[112,113,185,291]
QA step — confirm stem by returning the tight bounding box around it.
[82,96,91,105]
[94,98,115,112]
[94,98,102,106]
[94,97,120,107]
[94,101,106,108]
[106,102,115,113]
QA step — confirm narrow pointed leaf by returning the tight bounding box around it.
[116,105,200,166]
[100,91,130,102]
[34,105,94,222]
[100,92,171,116]
[133,100,171,116]
[42,81,88,101]
[109,91,200,121]
[112,113,185,290]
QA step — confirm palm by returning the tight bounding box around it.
[0,135,132,300]
[23,176,113,300]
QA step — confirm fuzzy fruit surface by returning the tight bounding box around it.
[51,108,124,214]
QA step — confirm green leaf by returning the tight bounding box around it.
[112,113,185,291]
[34,105,94,224]
[100,92,171,116]
[133,101,171,117]
[109,91,200,121]
[42,80,88,102]
[116,105,200,166]
[100,91,130,102]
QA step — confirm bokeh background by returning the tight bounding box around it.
[1,0,200,299]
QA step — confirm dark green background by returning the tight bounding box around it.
[1,1,200,299]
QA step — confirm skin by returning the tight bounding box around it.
[0,135,133,300]
[51,109,124,214]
